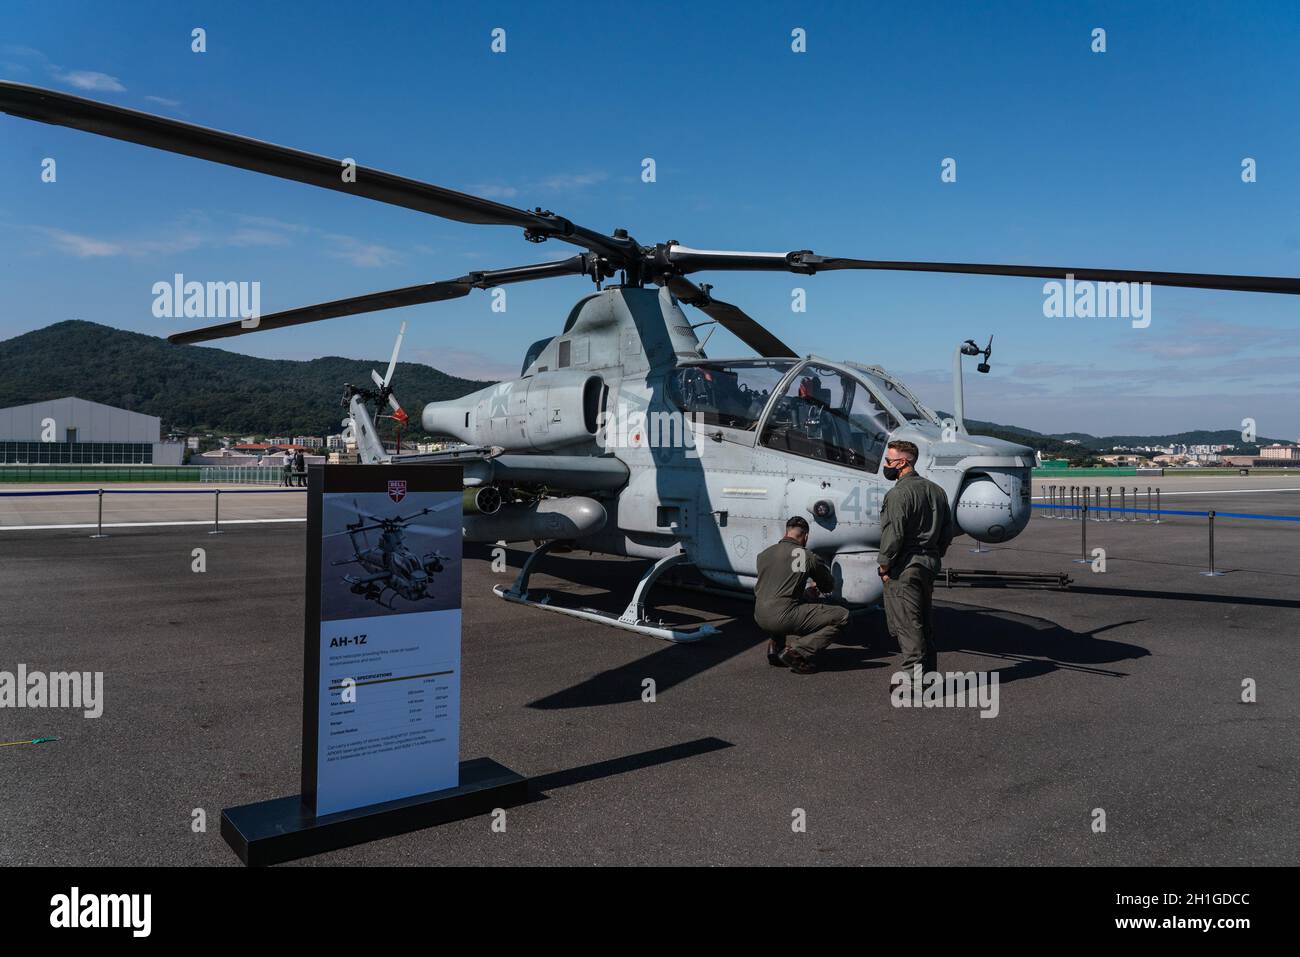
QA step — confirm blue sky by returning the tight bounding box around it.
[2,0,1299,438]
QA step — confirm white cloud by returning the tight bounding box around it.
[40,228,121,258]
[324,233,402,268]
[144,95,181,108]
[52,70,125,92]
[37,226,201,258]
[228,228,292,248]
[469,171,608,201]
[236,214,312,233]
[537,171,608,191]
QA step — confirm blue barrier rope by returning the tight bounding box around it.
[1031,503,1300,522]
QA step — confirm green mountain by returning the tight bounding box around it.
[0,320,493,438]
[3,321,1286,453]
[944,415,1285,460]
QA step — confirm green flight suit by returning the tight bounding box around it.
[753,537,850,657]
[878,471,956,673]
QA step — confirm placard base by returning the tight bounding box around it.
[221,757,528,866]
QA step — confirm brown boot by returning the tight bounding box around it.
[767,635,787,667]
[779,647,817,674]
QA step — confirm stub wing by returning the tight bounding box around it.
[383,446,629,494]
[343,571,390,586]
[383,445,503,465]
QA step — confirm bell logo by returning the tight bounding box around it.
[387,480,407,503]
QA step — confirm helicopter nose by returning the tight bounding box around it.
[908,428,1035,544]
[955,468,1032,542]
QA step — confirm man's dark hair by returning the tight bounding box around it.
[887,440,919,462]
[786,515,810,533]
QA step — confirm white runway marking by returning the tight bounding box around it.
[0,518,307,531]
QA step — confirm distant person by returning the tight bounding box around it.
[753,516,849,675]
[293,449,306,487]
[282,454,294,487]
[878,440,956,681]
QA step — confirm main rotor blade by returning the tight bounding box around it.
[0,82,634,259]
[167,255,590,344]
[664,277,797,358]
[167,279,471,344]
[664,246,1300,295]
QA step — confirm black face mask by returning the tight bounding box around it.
[882,466,901,481]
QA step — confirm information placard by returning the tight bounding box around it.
[302,465,463,817]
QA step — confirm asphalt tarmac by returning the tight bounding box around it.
[1,481,1297,865]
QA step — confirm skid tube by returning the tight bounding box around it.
[492,543,719,643]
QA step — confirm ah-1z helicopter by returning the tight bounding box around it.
[328,498,453,609]
[6,81,1299,640]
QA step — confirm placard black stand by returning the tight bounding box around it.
[221,464,528,866]
[221,757,527,866]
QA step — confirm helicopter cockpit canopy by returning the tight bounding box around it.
[845,365,937,425]
[758,362,901,472]
[668,359,796,431]
[392,552,419,578]
[669,358,938,473]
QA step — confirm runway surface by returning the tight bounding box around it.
[1,478,1297,865]
[4,473,1298,529]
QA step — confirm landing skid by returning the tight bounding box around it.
[493,544,719,643]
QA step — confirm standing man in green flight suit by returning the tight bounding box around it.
[878,440,956,681]
[754,516,850,675]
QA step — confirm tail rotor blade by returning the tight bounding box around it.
[383,321,406,387]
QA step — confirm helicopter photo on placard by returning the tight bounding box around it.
[320,490,462,621]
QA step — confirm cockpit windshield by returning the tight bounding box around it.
[854,369,934,423]
[669,360,796,431]
[759,364,895,472]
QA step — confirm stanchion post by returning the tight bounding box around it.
[1106,486,1112,522]
[1155,487,1161,524]
[89,487,109,539]
[1074,501,1090,562]
[1200,509,1224,576]
[1118,486,1126,522]
[210,488,224,535]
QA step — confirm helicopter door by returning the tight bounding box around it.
[526,378,549,438]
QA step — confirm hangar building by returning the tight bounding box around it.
[0,397,183,465]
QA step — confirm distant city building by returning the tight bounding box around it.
[326,434,345,451]
[293,436,324,448]
[1259,444,1300,463]
[189,448,261,466]
[0,397,183,465]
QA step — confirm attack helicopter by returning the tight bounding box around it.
[5,80,1300,640]
[328,498,453,609]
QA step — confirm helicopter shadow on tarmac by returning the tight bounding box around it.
[467,545,1151,709]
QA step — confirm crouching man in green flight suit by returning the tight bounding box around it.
[754,516,850,675]
[878,440,956,681]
